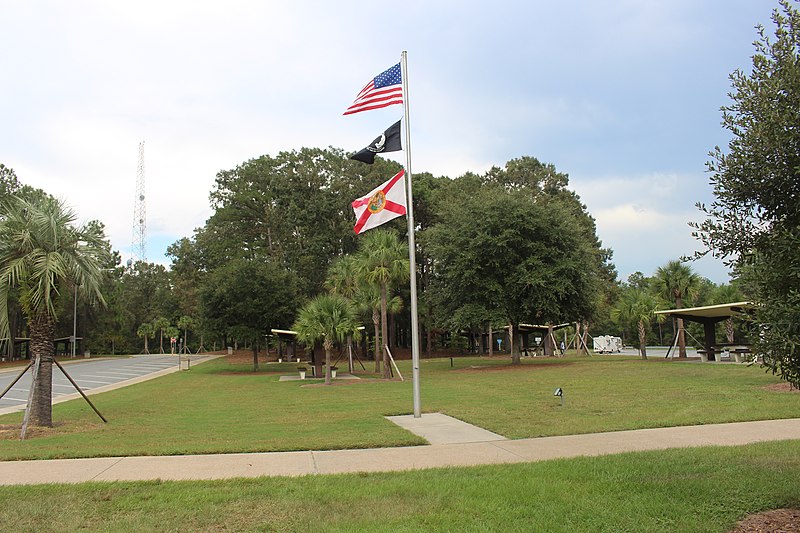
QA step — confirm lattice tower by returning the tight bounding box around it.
[131,141,147,264]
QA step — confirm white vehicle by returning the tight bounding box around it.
[593,335,623,354]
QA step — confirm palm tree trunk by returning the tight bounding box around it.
[372,309,381,373]
[27,312,56,427]
[725,318,734,344]
[380,282,390,379]
[324,340,332,385]
[637,320,648,360]
[675,296,687,358]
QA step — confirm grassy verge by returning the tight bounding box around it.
[0,440,798,532]
[0,355,797,460]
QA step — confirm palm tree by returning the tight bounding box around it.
[325,256,370,372]
[177,315,193,354]
[153,316,170,353]
[712,283,744,344]
[355,230,409,379]
[653,260,700,358]
[137,322,154,354]
[612,288,661,359]
[0,195,109,428]
[293,294,359,385]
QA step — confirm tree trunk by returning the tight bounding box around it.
[144,336,149,354]
[488,323,493,357]
[544,324,555,356]
[426,303,432,357]
[676,318,687,357]
[324,340,332,386]
[676,296,687,358]
[510,324,521,364]
[726,318,734,344]
[160,329,164,354]
[372,308,381,373]
[638,320,648,360]
[581,321,590,355]
[27,312,56,427]
[252,344,259,372]
[380,282,391,379]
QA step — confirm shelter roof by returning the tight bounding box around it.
[654,301,754,320]
[516,323,571,333]
[270,329,298,336]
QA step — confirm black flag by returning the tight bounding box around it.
[350,120,402,164]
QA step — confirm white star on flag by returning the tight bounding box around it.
[352,169,407,234]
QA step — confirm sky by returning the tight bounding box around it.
[0,1,778,284]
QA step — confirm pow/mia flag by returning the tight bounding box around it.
[350,120,402,164]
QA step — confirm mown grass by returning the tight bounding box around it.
[0,440,798,532]
[0,355,797,460]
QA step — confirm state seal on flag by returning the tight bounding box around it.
[368,191,386,214]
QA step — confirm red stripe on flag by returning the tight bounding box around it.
[386,168,405,188]
[353,209,373,234]
[382,201,407,215]
[344,96,403,115]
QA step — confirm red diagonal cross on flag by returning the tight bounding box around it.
[352,169,407,234]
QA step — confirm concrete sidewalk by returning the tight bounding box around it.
[0,416,798,485]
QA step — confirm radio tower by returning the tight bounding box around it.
[131,141,147,265]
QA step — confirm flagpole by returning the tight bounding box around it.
[400,50,422,418]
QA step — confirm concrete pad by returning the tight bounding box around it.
[278,374,360,382]
[386,413,507,445]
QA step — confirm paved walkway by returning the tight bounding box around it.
[0,415,798,485]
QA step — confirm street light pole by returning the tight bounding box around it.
[72,283,77,358]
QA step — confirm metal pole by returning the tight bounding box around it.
[401,50,422,418]
[72,283,77,358]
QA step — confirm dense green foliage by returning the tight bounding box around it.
[693,0,800,385]
[423,157,615,362]
[293,292,359,383]
[610,267,745,351]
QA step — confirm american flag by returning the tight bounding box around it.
[343,63,403,115]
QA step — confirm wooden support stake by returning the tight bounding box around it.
[385,345,404,381]
[52,358,107,423]
[0,362,32,400]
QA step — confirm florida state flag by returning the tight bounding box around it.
[352,169,407,234]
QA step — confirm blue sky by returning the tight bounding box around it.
[0,1,777,283]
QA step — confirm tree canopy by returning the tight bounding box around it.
[692,0,800,385]
[424,157,612,363]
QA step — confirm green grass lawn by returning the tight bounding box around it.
[1,440,798,532]
[0,355,797,460]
